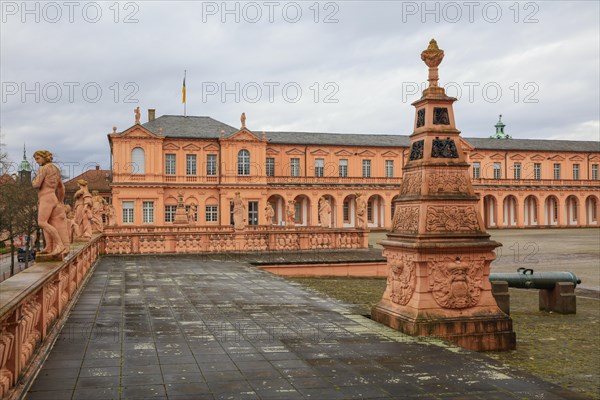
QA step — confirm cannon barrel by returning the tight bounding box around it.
[489,268,581,290]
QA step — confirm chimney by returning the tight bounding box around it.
[95,165,100,170]
[148,109,156,122]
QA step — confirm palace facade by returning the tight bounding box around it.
[108,111,600,230]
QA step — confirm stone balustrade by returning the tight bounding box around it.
[0,237,102,399]
[103,226,369,254]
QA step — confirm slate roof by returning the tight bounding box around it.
[139,115,599,153]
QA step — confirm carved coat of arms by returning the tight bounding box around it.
[428,257,483,309]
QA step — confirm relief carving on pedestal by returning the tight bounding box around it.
[384,251,416,306]
[425,206,479,232]
[428,172,469,193]
[428,257,484,309]
[400,172,422,195]
[392,206,419,233]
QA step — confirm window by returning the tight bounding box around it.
[165,154,176,175]
[343,200,349,222]
[593,164,599,180]
[248,201,258,225]
[238,149,250,175]
[385,160,394,178]
[131,147,145,174]
[266,158,275,177]
[493,162,501,179]
[513,162,521,180]
[339,159,348,177]
[206,205,218,222]
[122,201,134,224]
[290,158,300,177]
[294,201,302,224]
[315,159,324,177]
[142,201,154,224]
[534,163,542,180]
[164,205,176,223]
[362,160,371,178]
[472,162,480,179]
[186,154,197,175]
[206,154,217,176]
[572,164,580,180]
[367,200,373,222]
[553,163,561,180]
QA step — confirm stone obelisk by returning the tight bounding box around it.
[371,40,515,351]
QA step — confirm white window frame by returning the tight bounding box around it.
[362,160,371,178]
[315,159,324,177]
[206,205,218,222]
[290,158,300,177]
[238,150,250,175]
[122,201,134,224]
[266,158,275,177]
[472,162,480,179]
[206,154,217,176]
[165,154,176,175]
[385,160,394,178]
[493,162,501,179]
[142,201,154,224]
[339,159,348,177]
[165,205,176,223]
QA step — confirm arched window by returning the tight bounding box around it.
[131,147,145,174]
[238,149,250,175]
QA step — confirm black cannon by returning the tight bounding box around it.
[489,268,581,315]
[489,268,581,290]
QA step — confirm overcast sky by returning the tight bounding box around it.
[1,0,599,178]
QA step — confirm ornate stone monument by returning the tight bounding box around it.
[371,40,515,351]
[173,192,189,224]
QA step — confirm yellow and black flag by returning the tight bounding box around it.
[182,71,186,104]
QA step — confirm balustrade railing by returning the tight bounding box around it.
[0,237,102,399]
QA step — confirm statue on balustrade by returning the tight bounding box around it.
[286,200,296,227]
[91,190,107,233]
[73,179,93,240]
[32,150,70,258]
[232,193,245,230]
[319,196,332,228]
[188,203,197,225]
[355,193,368,229]
[64,204,80,243]
[105,204,117,226]
[265,203,275,226]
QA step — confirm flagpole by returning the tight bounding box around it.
[183,70,187,117]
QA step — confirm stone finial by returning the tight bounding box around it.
[220,130,225,138]
[158,128,163,134]
[241,112,246,129]
[134,106,141,124]
[421,39,444,88]
[262,131,267,140]
[112,126,117,134]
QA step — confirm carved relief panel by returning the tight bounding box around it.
[427,257,484,309]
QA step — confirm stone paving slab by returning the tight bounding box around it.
[27,255,589,399]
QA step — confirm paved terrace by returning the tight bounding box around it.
[27,254,588,400]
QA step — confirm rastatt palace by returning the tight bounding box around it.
[108,110,600,230]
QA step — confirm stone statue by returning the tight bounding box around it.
[241,112,246,129]
[187,203,197,225]
[355,193,367,229]
[134,106,141,124]
[421,39,444,88]
[232,192,245,230]
[105,204,117,226]
[265,203,275,226]
[286,200,296,226]
[319,196,332,228]
[73,179,93,240]
[91,190,107,233]
[64,204,80,243]
[32,150,69,258]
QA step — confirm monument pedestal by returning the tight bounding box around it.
[371,239,515,351]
